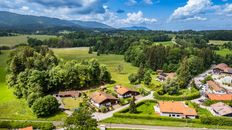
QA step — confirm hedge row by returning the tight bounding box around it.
[0,121,54,130]
[153,91,200,101]
[113,113,200,123]
[200,116,232,126]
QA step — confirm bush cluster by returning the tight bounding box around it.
[0,121,54,130]
[153,91,200,101]
[200,116,232,126]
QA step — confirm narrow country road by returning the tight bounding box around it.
[93,91,154,121]
[100,123,215,130]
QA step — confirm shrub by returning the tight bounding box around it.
[100,106,108,113]
[0,121,54,130]
[32,95,60,117]
[200,116,232,126]
[27,92,42,107]
[153,91,200,101]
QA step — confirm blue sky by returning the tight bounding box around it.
[0,0,232,30]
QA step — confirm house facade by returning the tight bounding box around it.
[155,101,197,119]
[114,85,139,98]
[90,92,118,108]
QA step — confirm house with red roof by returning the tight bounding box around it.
[114,85,139,98]
[90,92,118,108]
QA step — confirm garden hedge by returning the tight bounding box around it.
[113,113,200,123]
[0,120,54,130]
[200,116,232,126]
[153,91,200,101]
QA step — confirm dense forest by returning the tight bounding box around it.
[6,46,111,117]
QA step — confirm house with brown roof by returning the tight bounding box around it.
[90,92,118,108]
[207,80,226,94]
[154,101,197,119]
[56,91,81,98]
[207,93,232,101]
[211,102,232,117]
[114,85,139,98]
[157,72,176,81]
[213,63,232,74]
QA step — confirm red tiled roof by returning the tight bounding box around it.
[207,80,224,91]
[19,126,33,130]
[115,85,138,95]
[158,101,197,116]
[207,93,232,101]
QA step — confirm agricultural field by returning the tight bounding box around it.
[216,48,232,57]
[208,40,230,45]
[52,47,160,89]
[0,35,55,47]
[153,41,174,46]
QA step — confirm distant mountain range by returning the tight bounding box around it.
[0,11,113,30]
[121,26,150,30]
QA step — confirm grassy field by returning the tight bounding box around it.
[216,48,232,57]
[209,40,230,45]
[52,48,139,87]
[153,41,174,46]
[0,35,55,47]
[102,117,232,129]
[62,97,83,110]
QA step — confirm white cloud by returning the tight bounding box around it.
[170,0,212,21]
[126,0,137,6]
[119,11,157,25]
[184,16,207,21]
[143,0,153,5]
[224,4,232,14]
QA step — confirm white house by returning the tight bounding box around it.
[155,101,197,119]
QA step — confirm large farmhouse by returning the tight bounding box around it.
[90,92,118,108]
[155,101,197,119]
[114,85,139,98]
[213,63,232,74]
[207,80,226,94]
[211,102,232,117]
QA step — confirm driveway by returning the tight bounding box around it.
[93,91,154,121]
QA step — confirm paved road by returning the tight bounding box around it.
[93,91,154,121]
[101,123,215,130]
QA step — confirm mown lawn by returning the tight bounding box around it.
[62,97,83,110]
[0,35,55,47]
[102,117,232,129]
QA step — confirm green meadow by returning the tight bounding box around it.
[216,48,232,57]
[0,35,55,47]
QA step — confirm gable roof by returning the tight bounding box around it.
[19,126,33,130]
[211,102,232,116]
[90,92,117,104]
[158,101,197,116]
[207,80,224,92]
[214,63,232,73]
[207,93,232,101]
[115,85,138,95]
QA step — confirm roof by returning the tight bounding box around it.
[90,92,117,104]
[158,101,197,116]
[115,85,138,95]
[19,126,33,130]
[211,102,232,116]
[207,93,232,101]
[214,63,232,73]
[207,80,224,92]
[58,91,80,97]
